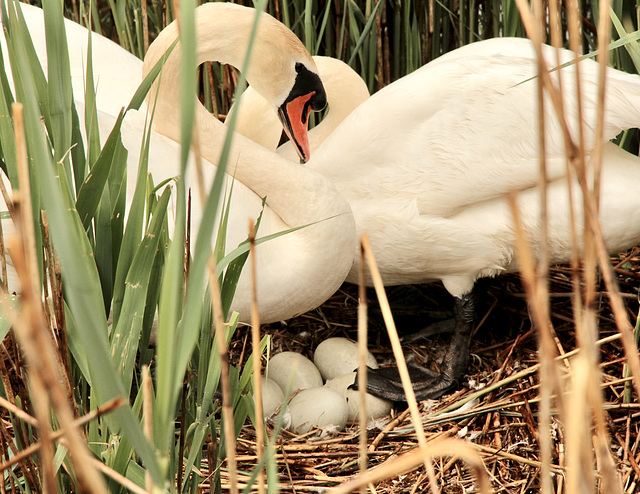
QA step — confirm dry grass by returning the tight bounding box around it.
[219,248,640,493]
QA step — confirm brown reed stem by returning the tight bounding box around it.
[208,254,238,494]
[360,233,438,494]
[357,239,368,494]
[249,219,265,494]
[9,103,108,494]
[0,397,125,474]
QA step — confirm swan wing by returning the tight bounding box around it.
[314,38,640,217]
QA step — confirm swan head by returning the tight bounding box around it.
[276,62,326,163]
[244,12,327,163]
[144,3,327,163]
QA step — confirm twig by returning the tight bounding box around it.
[326,439,490,494]
[249,219,265,494]
[360,233,440,494]
[0,397,126,474]
[357,238,368,494]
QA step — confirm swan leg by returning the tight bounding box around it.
[357,292,475,402]
[371,285,455,333]
[401,318,457,343]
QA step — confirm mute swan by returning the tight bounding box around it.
[1,2,357,324]
[227,55,370,159]
[311,38,640,400]
[140,3,358,323]
[226,36,640,401]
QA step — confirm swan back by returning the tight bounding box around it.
[312,38,640,218]
[2,2,142,118]
[293,38,640,297]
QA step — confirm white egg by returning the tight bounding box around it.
[257,377,285,419]
[324,372,392,421]
[266,352,323,394]
[313,337,378,381]
[288,387,348,434]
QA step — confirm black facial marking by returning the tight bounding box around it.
[284,62,327,112]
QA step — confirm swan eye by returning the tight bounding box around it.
[295,62,304,73]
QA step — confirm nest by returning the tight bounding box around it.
[218,247,640,493]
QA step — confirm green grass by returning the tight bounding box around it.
[58,0,638,108]
[0,0,258,491]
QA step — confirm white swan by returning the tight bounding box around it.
[227,55,370,159]
[321,40,640,288]
[1,2,357,324]
[226,37,640,400]
[141,3,358,323]
[310,38,640,399]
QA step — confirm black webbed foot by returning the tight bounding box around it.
[355,361,454,402]
[354,292,475,402]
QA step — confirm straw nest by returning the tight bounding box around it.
[214,247,640,493]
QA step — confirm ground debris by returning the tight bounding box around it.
[220,248,640,493]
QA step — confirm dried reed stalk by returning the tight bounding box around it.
[327,439,490,494]
[360,234,481,494]
[0,210,6,290]
[249,219,266,494]
[511,2,629,493]
[357,240,368,494]
[0,395,38,427]
[518,0,640,402]
[532,2,554,492]
[0,397,125,474]
[88,456,152,494]
[207,254,239,494]
[7,102,108,493]
[142,0,150,54]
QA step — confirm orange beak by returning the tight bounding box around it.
[278,92,315,164]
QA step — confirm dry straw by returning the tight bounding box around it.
[3,103,108,493]
[510,1,634,493]
[327,438,491,494]
[357,237,369,494]
[249,218,266,494]
[352,234,491,493]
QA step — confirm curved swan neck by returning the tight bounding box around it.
[147,7,258,96]
[143,3,315,116]
[315,57,370,128]
[142,3,350,227]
